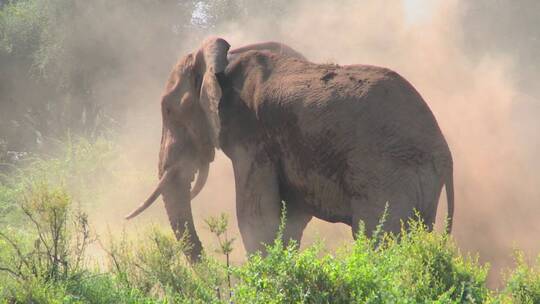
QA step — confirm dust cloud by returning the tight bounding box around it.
[79,0,539,285]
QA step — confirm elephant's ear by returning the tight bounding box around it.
[199,72,222,147]
[197,37,230,148]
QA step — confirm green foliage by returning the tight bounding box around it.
[205,213,236,300]
[499,252,540,303]
[2,273,167,303]
[0,179,92,301]
[0,184,90,282]
[102,226,223,303]
[205,214,236,259]
[0,136,170,303]
[62,273,165,304]
[232,220,491,304]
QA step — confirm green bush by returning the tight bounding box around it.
[499,253,540,304]
[102,227,223,303]
[0,181,92,301]
[0,137,122,302]
[0,144,170,303]
[232,220,491,304]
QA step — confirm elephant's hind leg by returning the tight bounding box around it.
[351,165,443,239]
[350,171,419,238]
[351,194,402,239]
[415,163,444,230]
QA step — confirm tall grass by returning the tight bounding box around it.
[1,138,540,303]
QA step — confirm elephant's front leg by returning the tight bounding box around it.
[231,147,281,254]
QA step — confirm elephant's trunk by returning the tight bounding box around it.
[125,165,203,261]
[161,171,203,261]
[190,162,209,199]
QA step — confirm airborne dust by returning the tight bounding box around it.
[39,0,538,286]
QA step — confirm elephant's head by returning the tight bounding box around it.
[125,37,230,261]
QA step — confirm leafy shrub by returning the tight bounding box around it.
[63,273,167,304]
[232,219,492,304]
[102,227,224,303]
[499,252,540,304]
[205,213,236,299]
[1,184,89,279]
[0,144,168,303]
[0,181,93,301]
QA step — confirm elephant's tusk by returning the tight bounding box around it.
[190,162,209,200]
[125,169,172,220]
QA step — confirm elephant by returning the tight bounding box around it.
[126,37,454,261]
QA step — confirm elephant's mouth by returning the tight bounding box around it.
[125,161,209,220]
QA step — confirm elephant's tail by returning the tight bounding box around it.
[444,164,454,234]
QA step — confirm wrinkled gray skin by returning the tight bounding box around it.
[126,37,454,261]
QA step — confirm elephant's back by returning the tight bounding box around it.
[266,58,435,121]
[262,58,450,188]
[263,59,447,152]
